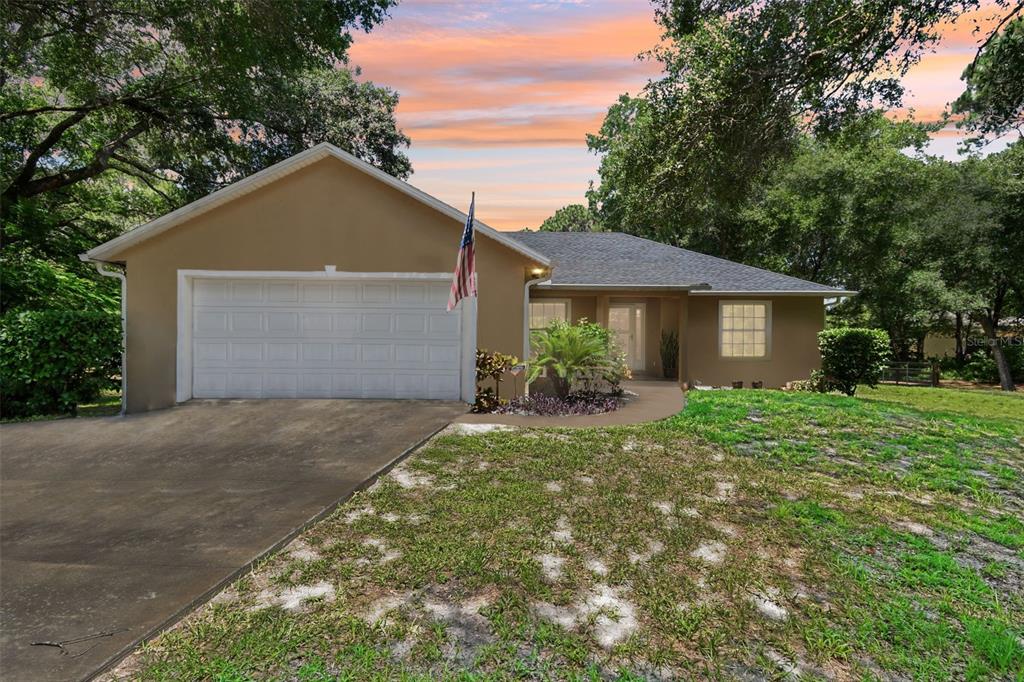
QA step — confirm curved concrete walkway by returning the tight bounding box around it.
[455,379,686,428]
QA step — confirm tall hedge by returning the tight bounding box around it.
[817,327,891,396]
[0,310,121,417]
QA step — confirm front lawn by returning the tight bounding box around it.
[111,388,1023,681]
[0,390,122,423]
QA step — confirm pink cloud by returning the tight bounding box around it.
[349,1,1015,231]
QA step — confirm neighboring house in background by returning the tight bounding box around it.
[82,143,854,413]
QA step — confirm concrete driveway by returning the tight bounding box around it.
[0,399,465,681]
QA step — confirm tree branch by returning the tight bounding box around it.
[3,110,90,199]
[15,119,152,200]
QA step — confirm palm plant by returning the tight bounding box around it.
[527,321,612,398]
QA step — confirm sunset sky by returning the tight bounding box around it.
[350,0,1015,230]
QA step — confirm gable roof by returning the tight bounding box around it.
[82,143,550,265]
[509,231,855,295]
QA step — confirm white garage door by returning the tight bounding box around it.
[188,277,462,399]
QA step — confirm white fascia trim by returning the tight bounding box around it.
[534,283,706,291]
[175,269,476,405]
[691,290,858,296]
[93,262,127,416]
[177,269,453,280]
[84,143,551,266]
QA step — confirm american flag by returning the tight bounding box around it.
[447,193,477,311]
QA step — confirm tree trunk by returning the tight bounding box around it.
[979,315,1016,391]
[954,312,964,363]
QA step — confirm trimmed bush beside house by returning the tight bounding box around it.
[817,327,891,396]
[0,309,121,417]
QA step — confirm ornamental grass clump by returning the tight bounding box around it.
[527,319,627,398]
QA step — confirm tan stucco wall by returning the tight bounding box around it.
[529,290,597,325]
[684,295,824,388]
[111,157,538,412]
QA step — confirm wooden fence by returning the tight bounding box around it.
[881,361,940,387]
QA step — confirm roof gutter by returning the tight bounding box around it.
[522,276,549,395]
[80,254,127,416]
[689,290,858,296]
[533,283,710,291]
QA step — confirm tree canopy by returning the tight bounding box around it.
[955,11,1024,137]
[538,204,602,232]
[1,0,409,257]
[586,0,982,260]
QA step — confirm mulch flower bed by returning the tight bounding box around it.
[494,391,621,416]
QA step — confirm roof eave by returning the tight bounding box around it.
[82,143,551,266]
[689,289,858,296]
[535,282,710,291]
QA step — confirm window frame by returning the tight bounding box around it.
[717,300,772,361]
[528,298,572,332]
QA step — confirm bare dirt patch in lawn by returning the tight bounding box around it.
[107,389,1024,681]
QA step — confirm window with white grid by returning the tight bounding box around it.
[529,300,569,330]
[720,302,769,358]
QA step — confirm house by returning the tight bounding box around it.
[82,143,854,413]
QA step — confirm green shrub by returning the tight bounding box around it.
[574,318,629,392]
[528,320,620,398]
[474,349,518,413]
[957,346,1024,384]
[817,327,891,396]
[1,250,118,314]
[0,309,121,417]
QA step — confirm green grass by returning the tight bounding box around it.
[858,383,1024,422]
[0,391,121,423]
[112,388,1024,681]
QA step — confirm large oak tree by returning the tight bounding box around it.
[1,0,410,263]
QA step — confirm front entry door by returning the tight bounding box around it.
[608,304,645,372]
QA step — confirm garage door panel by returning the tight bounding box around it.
[428,344,460,365]
[231,343,263,362]
[428,375,460,398]
[331,374,360,395]
[228,373,263,397]
[264,374,298,397]
[267,312,298,332]
[362,284,393,303]
[231,281,263,302]
[429,313,459,335]
[195,311,228,333]
[194,280,230,304]
[267,282,299,302]
[194,342,228,362]
[302,343,332,362]
[395,344,425,364]
[302,283,332,303]
[191,277,462,400]
[361,374,394,397]
[395,313,427,333]
[361,313,392,333]
[230,312,262,332]
[360,344,392,364]
[428,283,450,304]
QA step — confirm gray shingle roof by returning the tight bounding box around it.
[508,231,851,294]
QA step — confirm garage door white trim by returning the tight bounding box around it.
[176,269,476,403]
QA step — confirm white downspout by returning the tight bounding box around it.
[522,277,549,396]
[91,260,127,417]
